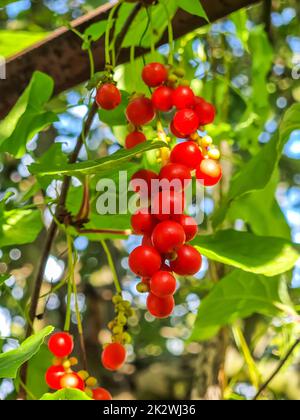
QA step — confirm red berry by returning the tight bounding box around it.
[60,372,85,390]
[101,343,126,371]
[45,365,65,390]
[196,159,222,186]
[131,169,158,198]
[150,271,177,298]
[126,97,155,126]
[170,141,203,170]
[194,97,216,125]
[131,209,156,235]
[152,190,185,221]
[96,83,121,110]
[125,131,146,149]
[93,388,113,401]
[170,121,189,139]
[170,245,202,276]
[152,86,173,112]
[147,293,175,318]
[172,86,195,109]
[152,221,186,255]
[173,214,198,242]
[173,109,200,136]
[142,62,168,87]
[159,163,191,191]
[129,245,162,277]
[48,332,74,358]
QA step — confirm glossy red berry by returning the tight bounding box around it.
[129,245,162,277]
[60,373,85,390]
[173,109,200,136]
[152,190,185,221]
[159,163,191,191]
[172,86,195,109]
[48,332,74,358]
[131,169,158,198]
[173,214,198,242]
[152,221,186,254]
[125,131,146,149]
[126,97,155,126]
[170,141,203,170]
[45,365,65,390]
[142,62,168,87]
[147,293,175,318]
[93,388,113,401]
[150,271,177,298]
[131,209,156,235]
[170,121,189,139]
[152,86,173,112]
[101,343,126,371]
[196,159,222,186]
[170,245,202,276]
[96,83,121,110]
[194,97,216,125]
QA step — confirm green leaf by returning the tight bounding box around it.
[191,271,288,341]
[0,30,48,57]
[84,20,107,42]
[0,326,54,379]
[192,230,299,277]
[29,141,168,178]
[227,171,291,240]
[177,0,208,20]
[40,388,92,400]
[27,345,53,400]
[0,71,57,158]
[0,209,43,248]
[98,90,130,126]
[214,103,300,226]
[0,274,9,288]
[230,9,249,51]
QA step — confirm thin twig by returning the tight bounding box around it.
[18,4,141,399]
[253,338,300,400]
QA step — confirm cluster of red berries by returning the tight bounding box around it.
[45,332,112,400]
[95,63,222,318]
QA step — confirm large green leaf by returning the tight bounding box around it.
[192,230,298,277]
[0,30,48,58]
[29,141,167,178]
[177,0,208,20]
[0,71,56,158]
[214,103,300,226]
[0,209,43,248]
[227,170,291,240]
[40,388,92,400]
[27,345,53,400]
[191,271,288,341]
[0,326,54,379]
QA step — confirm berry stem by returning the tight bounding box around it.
[159,0,174,66]
[19,379,37,401]
[101,240,122,294]
[71,249,88,371]
[146,5,155,60]
[105,2,121,66]
[64,234,74,332]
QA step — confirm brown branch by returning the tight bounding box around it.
[0,0,262,119]
[253,338,300,400]
[18,3,141,400]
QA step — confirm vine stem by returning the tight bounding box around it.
[64,235,74,332]
[253,338,300,400]
[159,0,174,66]
[101,240,122,294]
[18,3,142,399]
